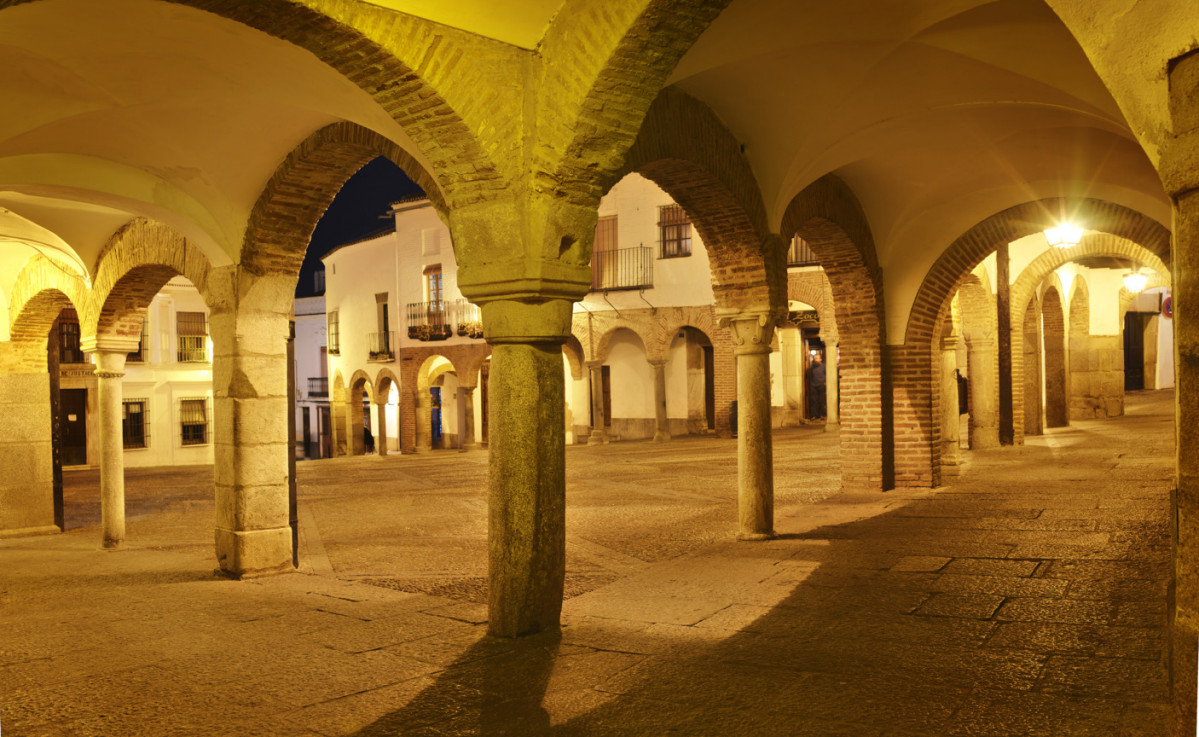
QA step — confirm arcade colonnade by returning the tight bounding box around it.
[0,0,1198,732]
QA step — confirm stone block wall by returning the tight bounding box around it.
[0,372,57,535]
[1068,334,1125,420]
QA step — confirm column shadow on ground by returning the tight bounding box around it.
[344,492,1171,737]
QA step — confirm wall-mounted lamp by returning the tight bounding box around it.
[1043,224,1084,248]
[1123,268,1148,294]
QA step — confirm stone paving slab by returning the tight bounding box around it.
[0,392,1175,735]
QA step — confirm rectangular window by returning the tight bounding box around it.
[179,397,209,446]
[176,311,208,363]
[122,399,149,449]
[127,314,150,363]
[425,265,443,308]
[658,204,692,258]
[327,310,340,354]
[58,308,85,364]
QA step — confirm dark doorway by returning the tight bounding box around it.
[319,406,331,458]
[60,388,87,466]
[703,345,715,431]
[302,408,312,459]
[1124,312,1151,391]
[481,361,490,445]
[601,365,612,427]
[431,387,443,445]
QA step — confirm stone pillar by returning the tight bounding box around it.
[209,268,294,578]
[997,241,1014,445]
[479,299,572,637]
[966,337,1000,449]
[330,400,346,457]
[376,399,389,455]
[940,332,961,476]
[586,360,607,445]
[1172,189,1199,737]
[348,396,365,455]
[0,343,59,537]
[722,312,777,540]
[413,389,430,453]
[86,344,134,549]
[460,385,477,451]
[650,359,670,442]
[824,338,840,426]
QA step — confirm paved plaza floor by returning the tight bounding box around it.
[0,390,1174,735]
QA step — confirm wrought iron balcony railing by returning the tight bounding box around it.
[307,377,328,398]
[406,299,483,341]
[591,246,653,291]
[787,236,820,267]
[368,331,396,360]
[177,336,208,363]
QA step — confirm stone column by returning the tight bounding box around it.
[0,342,58,537]
[348,396,365,455]
[650,359,670,442]
[479,299,572,637]
[940,332,961,476]
[824,338,840,426]
[1172,188,1199,737]
[86,343,135,549]
[413,389,430,453]
[209,268,294,578]
[586,360,607,445]
[375,399,389,455]
[966,336,1000,449]
[722,312,777,540]
[997,241,1014,445]
[459,385,477,451]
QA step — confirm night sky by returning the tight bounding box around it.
[295,157,425,298]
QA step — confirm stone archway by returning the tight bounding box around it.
[348,370,374,456]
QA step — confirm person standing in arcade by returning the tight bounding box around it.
[808,352,827,421]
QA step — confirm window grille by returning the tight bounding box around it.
[122,399,149,449]
[425,265,444,309]
[127,314,150,363]
[327,310,340,355]
[179,397,210,446]
[787,235,820,267]
[59,308,85,364]
[176,311,208,363]
[658,204,692,258]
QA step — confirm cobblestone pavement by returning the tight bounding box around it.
[0,391,1173,735]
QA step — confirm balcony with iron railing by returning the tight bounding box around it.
[591,246,653,291]
[177,336,208,363]
[406,299,483,341]
[368,331,396,361]
[307,377,328,398]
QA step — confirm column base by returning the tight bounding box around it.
[737,530,776,541]
[102,538,123,550]
[215,526,295,579]
[652,431,670,443]
[0,524,61,539]
[588,431,608,446]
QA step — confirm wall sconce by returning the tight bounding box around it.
[1123,268,1148,294]
[1043,224,1084,248]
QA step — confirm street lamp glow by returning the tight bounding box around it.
[1123,270,1148,293]
[1044,224,1084,248]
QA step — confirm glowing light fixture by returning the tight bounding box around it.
[1123,269,1148,294]
[1044,224,1084,248]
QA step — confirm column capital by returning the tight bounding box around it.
[718,310,780,355]
[91,347,129,378]
[81,336,141,355]
[647,358,667,369]
[584,359,605,371]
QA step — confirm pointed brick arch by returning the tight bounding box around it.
[781,175,890,490]
[241,122,445,280]
[374,367,400,400]
[612,88,781,313]
[89,219,213,341]
[1042,281,1069,429]
[905,199,1170,347]
[787,271,838,341]
[549,1,731,205]
[7,256,90,371]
